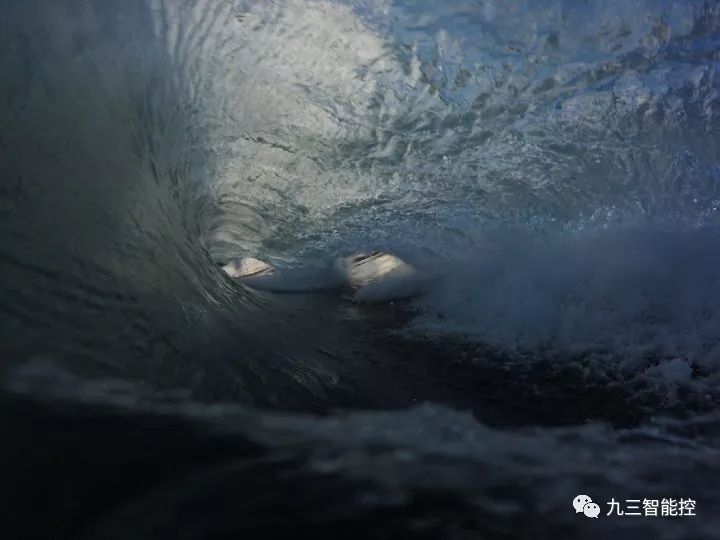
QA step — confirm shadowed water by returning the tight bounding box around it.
[1,1,720,538]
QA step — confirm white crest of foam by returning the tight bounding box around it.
[223,252,426,302]
[221,257,274,278]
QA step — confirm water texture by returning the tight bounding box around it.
[2,1,720,538]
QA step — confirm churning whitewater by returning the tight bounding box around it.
[1,1,720,539]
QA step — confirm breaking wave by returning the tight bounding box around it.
[2,1,720,538]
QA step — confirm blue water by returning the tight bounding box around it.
[205,0,720,368]
[2,1,720,538]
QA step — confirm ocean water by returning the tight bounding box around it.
[2,1,720,538]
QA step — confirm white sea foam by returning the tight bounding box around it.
[409,224,720,397]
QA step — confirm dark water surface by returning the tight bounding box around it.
[2,1,720,538]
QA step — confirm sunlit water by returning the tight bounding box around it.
[1,1,720,538]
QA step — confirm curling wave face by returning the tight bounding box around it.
[1,1,720,538]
